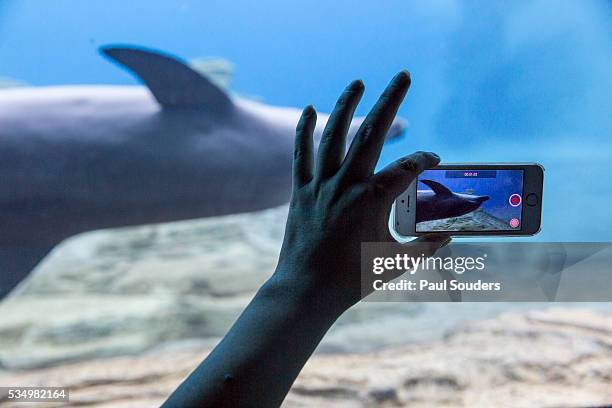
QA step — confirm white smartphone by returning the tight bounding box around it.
[392,163,544,237]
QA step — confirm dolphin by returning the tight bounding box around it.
[416,179,489,222]
[0,45,406,297]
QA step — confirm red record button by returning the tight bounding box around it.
[509,194,522,207]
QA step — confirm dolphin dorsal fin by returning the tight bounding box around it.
[100,45,233,113]
[420,179,453,197]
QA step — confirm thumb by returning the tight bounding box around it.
[382,233,451,282]
[410,233,452,257]
[371,151,440,202]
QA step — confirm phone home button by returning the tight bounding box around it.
[526,193,538,206]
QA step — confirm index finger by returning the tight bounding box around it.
[339,71,411,181]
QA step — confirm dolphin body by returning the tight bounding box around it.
[416,179,489,223]
[0,46,406,297]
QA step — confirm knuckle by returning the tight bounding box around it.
[296,119,312,134]
[319,131,334,145]
[336,94,350,108]
[376,94,393,110]
[360,123,376,140]
[293,146,304,160]
[368,180,388,197]
[398,157,419,173]
[380,93,392,105]
[291,184,312,201]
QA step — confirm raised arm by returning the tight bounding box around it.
[163,71,447,407]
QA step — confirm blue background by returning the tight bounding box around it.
[1,0,610,241]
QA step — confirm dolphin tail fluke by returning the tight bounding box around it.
[420,179,454,197]
[0,245,54,299]
[100,45,233,114]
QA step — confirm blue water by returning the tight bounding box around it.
[1,0,611,241]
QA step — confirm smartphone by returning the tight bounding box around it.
[392,163,543,237]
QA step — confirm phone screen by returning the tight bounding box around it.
[415,169,524,232]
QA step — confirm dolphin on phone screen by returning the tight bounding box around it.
[416,179,489,222]
[0,45,406,297]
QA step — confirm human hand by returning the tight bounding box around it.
[273,71,450,315]
[163,72,451,408]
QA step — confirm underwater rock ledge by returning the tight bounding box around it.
[1,308,612,408]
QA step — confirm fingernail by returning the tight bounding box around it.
[429,234,451,248]
[395,70,411,85]
[398,157,418,172]
[441,236,452,247]
[352,79,364,90]
[427,152,441,165]
[303,105,315,116]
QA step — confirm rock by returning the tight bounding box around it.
[1,309,611,407]
[0,295,248,369]
[417,208,510,231]
[368,387,401,405]
[9,205,286,297]
[0,204,528,370]
[0,206,287,369]
[2,205,611,406]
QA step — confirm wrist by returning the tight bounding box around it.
[260,268,349,323]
